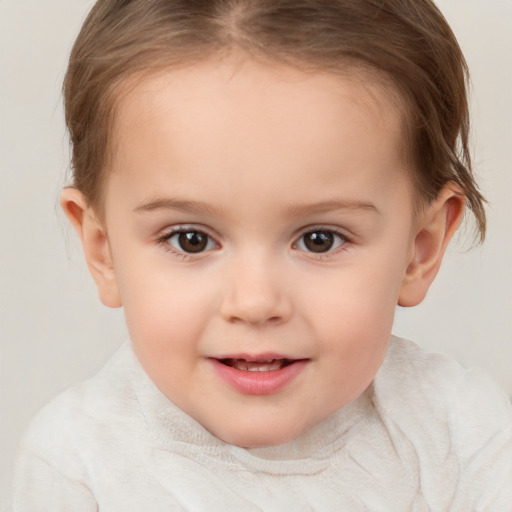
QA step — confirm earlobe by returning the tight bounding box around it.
[398,184,465,307]
[60,188,122,309]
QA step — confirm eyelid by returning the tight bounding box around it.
[157,224,220,257]
[292,225,352,255]
[294,224,352,241]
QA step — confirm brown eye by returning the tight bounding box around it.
[168,230,215,254]
[296,230,346,254]
[178,232,207,253]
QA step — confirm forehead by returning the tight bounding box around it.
[107,57,411,210]
[113,57,404,154]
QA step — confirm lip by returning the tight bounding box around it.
[208,355,309,395]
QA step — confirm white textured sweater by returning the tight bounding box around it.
[12,337,512,511]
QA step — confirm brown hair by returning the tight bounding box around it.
[64,0,486,239]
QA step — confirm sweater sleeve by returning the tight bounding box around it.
[375,338,512,511]
[449,371,512,512]
[12,447,98,512]
[455,424,512,511]
[10,386,100,512]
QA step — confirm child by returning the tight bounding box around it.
[12,0,512,510]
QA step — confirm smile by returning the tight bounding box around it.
[219,358,294,372]
[209,356,308,395]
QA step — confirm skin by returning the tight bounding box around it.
[62,57,464,448]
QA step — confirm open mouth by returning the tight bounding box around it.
[218,358,295,372]
[210,356,309,394]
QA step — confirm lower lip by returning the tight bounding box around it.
[209,359,308,395]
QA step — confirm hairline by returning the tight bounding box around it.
[90,48,424,223]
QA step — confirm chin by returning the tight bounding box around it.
[213,421,306,449]
[224,433,293,449]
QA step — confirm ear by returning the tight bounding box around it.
[398,183,465,307]
[60,188,122,308]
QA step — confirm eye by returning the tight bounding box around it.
[295,229,347,254]
[166,229,217,254]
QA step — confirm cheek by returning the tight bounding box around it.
[120,274,212,395]
[302,261,401,333]
[117,262,217,351]
[301,263,401,377]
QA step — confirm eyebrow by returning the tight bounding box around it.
[134,197,379,217]
[135,197,223,217]
[282,199,379,218]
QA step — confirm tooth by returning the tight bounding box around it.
[231,359,285,371]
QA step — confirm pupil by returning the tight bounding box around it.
[304,231,334,253]
[178,232,208,253]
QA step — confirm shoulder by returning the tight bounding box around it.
[12,343,144,510]
[376,336,512,430]
[372,336,512,506]
[16,342,142,475]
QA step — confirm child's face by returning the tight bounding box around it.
[98,58,419,447]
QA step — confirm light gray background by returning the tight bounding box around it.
[1,0,511,508]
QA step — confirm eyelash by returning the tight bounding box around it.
[293,226,351,259]
[156,225,352,259]
[157,226,219,260]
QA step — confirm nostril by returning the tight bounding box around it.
[226,314,283,326]
[219,280,293,325]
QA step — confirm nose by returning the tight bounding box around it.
[219,254,293,326]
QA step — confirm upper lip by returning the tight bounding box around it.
[209,353,307,362]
